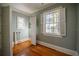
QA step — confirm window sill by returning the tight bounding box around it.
[43,33,62,38]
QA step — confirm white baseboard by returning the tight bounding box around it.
[37,40,78,56]
[15,39,30,44]
[12,38,30,47]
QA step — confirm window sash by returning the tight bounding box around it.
[41,7,66,36]
[43,9,60,34]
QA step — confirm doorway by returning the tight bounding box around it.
[12,11,30,47]
[12,11,36,55]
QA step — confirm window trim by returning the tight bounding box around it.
[43,33,62,38]
[40,7,66,37]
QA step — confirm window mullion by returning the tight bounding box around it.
[53,12,54,33]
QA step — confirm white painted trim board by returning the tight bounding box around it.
[37,40,78,56]
[12,38,30,47]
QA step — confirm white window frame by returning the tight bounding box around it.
[40,7,66,37]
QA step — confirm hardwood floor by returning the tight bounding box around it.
[13,40,70,56]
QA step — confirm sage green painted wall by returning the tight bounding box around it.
[1,6,12,56]
[0,5,1,55]
[76,4,79,53]
[36,4,77,50]
[12,11,29,42]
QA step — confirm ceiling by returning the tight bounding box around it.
[1,3,54,14]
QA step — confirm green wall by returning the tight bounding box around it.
[1,6,12,56]
[77,4,79,54]
[36,4,77,51]
[0,5,1,55]
[12,11,29,42]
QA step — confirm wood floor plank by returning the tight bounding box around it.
[13,40,70,56]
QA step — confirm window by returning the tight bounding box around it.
[17,16,25,29]
[41,7,66,37]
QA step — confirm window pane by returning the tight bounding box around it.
[54,12,60,22]
[45,14,53,24]
[46,24,50,33]
[49,14,53,24]
[17,16,25,29]
[46,14,50,24]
